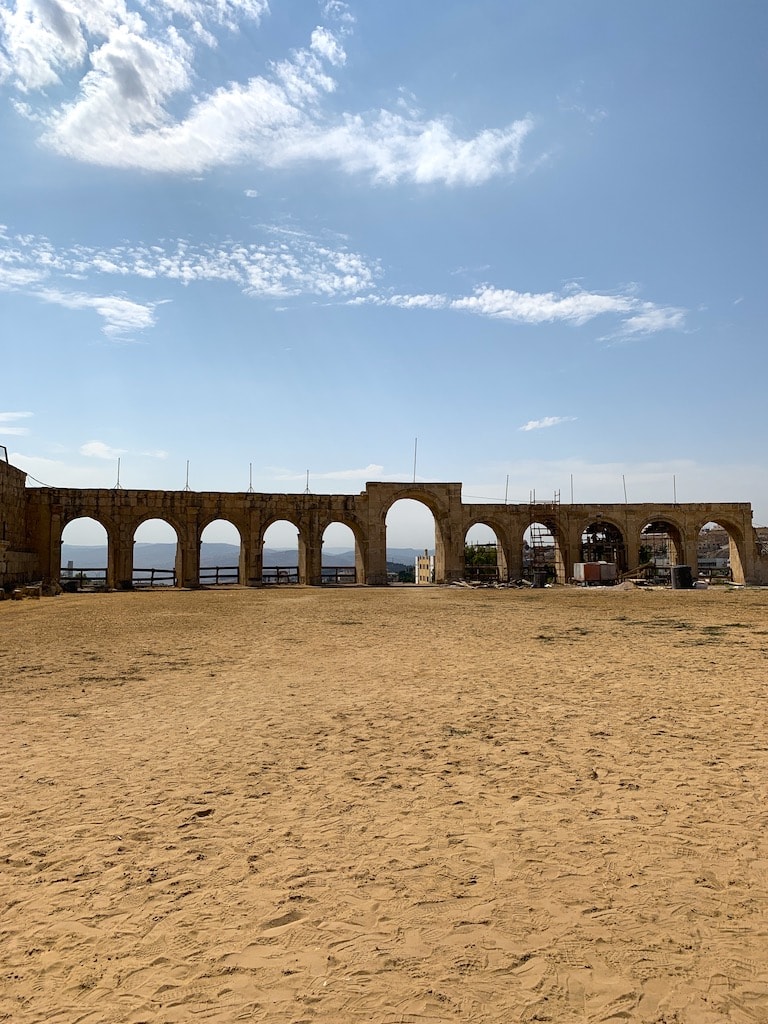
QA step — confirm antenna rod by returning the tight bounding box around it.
[184,460,190,491]
[622,474,628,503]
[412,437,418,483]
[248,462,253,492]
[504,474,509,504]
[115,457,121,489]
[673,474,677,504]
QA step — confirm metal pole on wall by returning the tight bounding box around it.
[504,474,509,504]
[570,474,574,504]
[673,475,677,504]
[622,475,628,503]
[412,437,418,483]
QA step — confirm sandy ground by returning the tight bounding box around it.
[1,584,768,1024]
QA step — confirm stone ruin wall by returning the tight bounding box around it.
[3,461,768,588]
[0,459,39,586]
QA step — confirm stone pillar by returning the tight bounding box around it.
[366,519,388,585]
[48,509,62,582]
[563,513,584,582]
[305,513,323,586]
[504,532,524,581]
[437,515,464,583]
[243,509,263,586]
[105,527,116,590]
[297,528,308,585]
[179,535,200,588]
[114,517,134,589]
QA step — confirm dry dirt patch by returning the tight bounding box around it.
[1,586,767,1023]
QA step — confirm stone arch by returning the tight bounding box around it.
[261,517,303,584]
[60,515,110,590]
[522,516,567,584]
[696,518,745,584]
[199,517,243,586]
[463,519,510,582]
[131,509,188,544]
[320,519,363,584]
[638,517,686,581]
[383,493,447,583]
[132,516,182,588]
[579,517,628,575]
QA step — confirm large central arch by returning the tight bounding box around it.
[380,486,454,584]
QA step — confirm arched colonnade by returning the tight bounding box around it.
[26,482,758,587]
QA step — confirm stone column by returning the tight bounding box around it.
[48,509,62,582]
[437,515,464,583]
[113,516,134,589]
[504,531,524,581]
[366,519,388,585]
[179,534,200,588]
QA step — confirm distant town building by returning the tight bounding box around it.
[415,550,434,585]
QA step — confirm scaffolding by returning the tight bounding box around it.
[525,490,560,584]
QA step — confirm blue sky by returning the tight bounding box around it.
[1,0,766,546]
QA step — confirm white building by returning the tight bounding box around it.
[415,550,435,585]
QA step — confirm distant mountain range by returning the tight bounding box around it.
[61,543,429,571]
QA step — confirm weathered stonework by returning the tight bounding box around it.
[4,461,768,587]
[0,459,39,586]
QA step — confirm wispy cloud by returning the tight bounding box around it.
[2,227,378,298]
[0,225,380,335]
[272,463,384,481]
[0,2,533,184]
[519,416,576,432]
[0,410,33,436]
[38,287,157,337]
[353,283,686,336]
[0,227,686,340]
[612,304,686,338]
[80,441,127,460]
[81,439,168,460]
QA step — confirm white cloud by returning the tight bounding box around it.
[10,451,112,488]
[0,264,45,287]
[451,285,634,324]
[0,229,685,340]
[519,416,576,432]
[1,2,534,184]
[613,303,686,337]
[273,463,383,481]
[0,410,33,435]
[80,440,127,459]
[80,439,168,460]
[276,112,532,186]
[0,227,379,311]
[353,283,686,336]
[37,286,157,336]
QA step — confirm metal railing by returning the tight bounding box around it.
[199,565,239,585]
[132,568,177,587]
[262,566,299,585]
[59,567,107,590]
[320,566,357,584]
